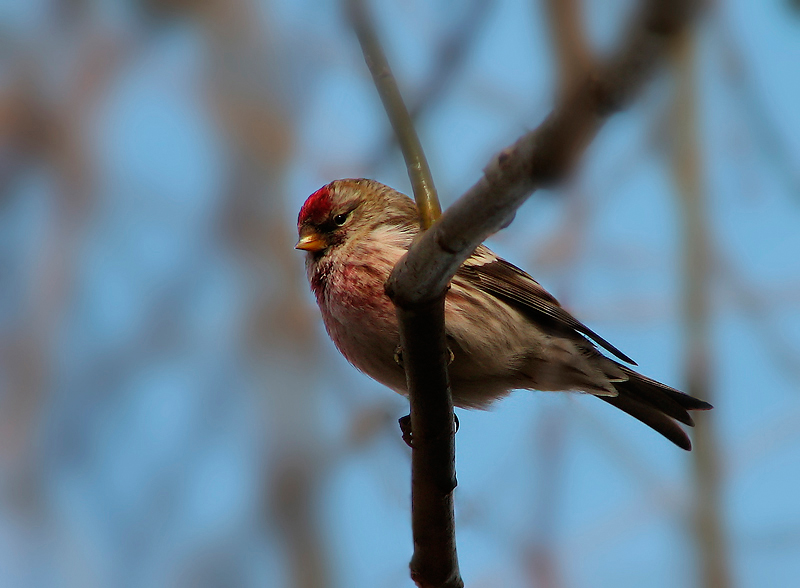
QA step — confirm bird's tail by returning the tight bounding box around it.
[597,366,713,450]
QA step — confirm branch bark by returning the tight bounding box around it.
[398,300,461,588]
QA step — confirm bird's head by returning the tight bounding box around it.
[296,179,418,256]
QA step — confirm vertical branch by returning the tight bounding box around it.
[397,301,462,588]
[347,0,442,229]
[525,408,567,588]
[346,1,461,586]
[670,29,731,588]
[0,31,111,521]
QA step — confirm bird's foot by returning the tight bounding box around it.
[399,414,413,447]
[393,346,455,369]
[398,413,460,448]
[394,345,404,369]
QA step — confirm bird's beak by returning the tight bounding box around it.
[295,229,327,252]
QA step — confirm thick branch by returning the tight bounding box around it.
[386,0,699,306]
[347,0,441,229]
[399,300,462,588]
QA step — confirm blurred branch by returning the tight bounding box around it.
[404,0,492,122]
[524,407,567,588]
[533,0,595,277]
[542,0,594,95]
[0,30,116,514]
[347,0,442,230]
[670,29,730,588]
[173,1,331,586]
[0,74,46,198]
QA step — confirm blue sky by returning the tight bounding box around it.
[0,1,799,587]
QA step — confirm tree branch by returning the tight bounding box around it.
[347,0,441,229]
[347,1,460,587]
[398,300,462,588]
[351,2,699,587]
[386,0,699,306]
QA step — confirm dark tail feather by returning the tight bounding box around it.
[597,367,713,451]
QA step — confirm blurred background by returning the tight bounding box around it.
[0,0,799,587]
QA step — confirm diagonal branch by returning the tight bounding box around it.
[385,0,700,306]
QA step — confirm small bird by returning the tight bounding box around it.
[296,178,712,450]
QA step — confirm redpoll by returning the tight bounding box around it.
[296,179,712,450]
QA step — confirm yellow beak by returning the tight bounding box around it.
[295,231,327,252]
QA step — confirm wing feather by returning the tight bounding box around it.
[457,246,637,365]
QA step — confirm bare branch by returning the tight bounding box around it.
[386,0,700,307]
[347,0,442,229]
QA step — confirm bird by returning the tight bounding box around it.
[296,178,712,450]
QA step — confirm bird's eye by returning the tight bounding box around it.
[333,213,348,226]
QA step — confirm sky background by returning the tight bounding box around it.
[0,0,799,587]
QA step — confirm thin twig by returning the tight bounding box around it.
[365,0,494,172]
[347,0,442,229]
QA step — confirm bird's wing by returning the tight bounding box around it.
[456,245,637,365]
